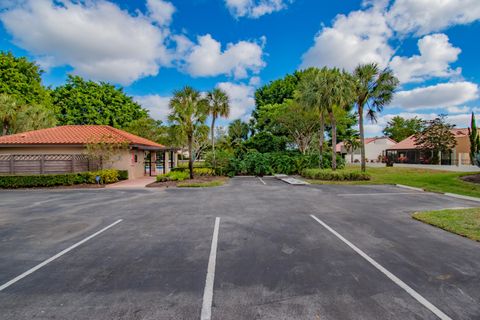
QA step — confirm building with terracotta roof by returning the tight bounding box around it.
[385,128,471,165]
[336,137,397,163]
[0,125,178,178]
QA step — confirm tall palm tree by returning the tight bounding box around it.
[343,130,360,164]
[353,63,399,172]
[297,67,328,168]
[168,86,208,179]
[228,119,249,148]
[206,88,230,166]
[0,94,20,136]
[321,68,355,170]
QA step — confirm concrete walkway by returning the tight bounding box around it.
[106,176,156,189]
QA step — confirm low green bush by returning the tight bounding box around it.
[0,169,121,188]
[301,168,370,181]
[118,170,128,180]
[171,167,214,176]
[156,171,190,182]
[205,150,345,177]
[80,169,119,184]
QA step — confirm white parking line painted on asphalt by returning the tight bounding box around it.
[201,217,221,320]
[310,214,453,320]
[258,177,266,185]
[0,219,123,292]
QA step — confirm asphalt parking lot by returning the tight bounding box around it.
[1,177,479,320]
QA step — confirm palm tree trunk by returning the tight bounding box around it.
[211,116,216,170]
[319,112,325,168]
[351,148,354,163]
[2,123,8,136]
[330,113,337,171]
[188,135,194,179]
[359,105,366,172]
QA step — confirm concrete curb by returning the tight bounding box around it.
[396,184,480,203]
[443,193,480,203]
[396,184,424,192]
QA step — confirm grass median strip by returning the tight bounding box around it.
[306,167,480,198]
[413,208,480,242]
[177,177,227,188]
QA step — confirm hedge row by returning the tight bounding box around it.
[156,171,189,182]
[205,150,345,177]
[301,168,371,181]
[0,169,127,188]
[171,167,214,176]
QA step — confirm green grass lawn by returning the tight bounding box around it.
[177,177,227,188]
[306,166,480,198]
[413,208,480,241]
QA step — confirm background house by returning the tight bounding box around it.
[0,125,177,179]
[336,137,397,163]
[385,128,471,166]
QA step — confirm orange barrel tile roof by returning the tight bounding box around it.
[0,125,165,149]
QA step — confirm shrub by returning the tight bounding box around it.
[301,168,370,181]
[205,150,235,176]
[156,171,190,182]
[0,169,120,189]
[118,170,128,180]
[171,167,214,176]
[80,169,119,184]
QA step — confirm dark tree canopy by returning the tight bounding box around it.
[414,116,456,164]
[0,51,51,106]
[254,72,301,108]
[52,75,148,128]
[383,116,424,142]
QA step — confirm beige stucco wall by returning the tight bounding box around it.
[345,138,397,163]
[0,145,151,179]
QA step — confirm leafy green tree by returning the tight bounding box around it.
[168,86,208,179]
[0,93,57,135]
[273,100,320,154]
[297,68,328,168]
[468,112,480,165]
[383,116,424,142]
[0,94,19,135]
[206,88,230,166]
[353,63,399,172]
[124,117,165,143]
[0,51,51,106]
[14,103,57,133]
[52,75,147,128]
[254,72,301,111]
[414,116,456,165]
[244,131,287,153]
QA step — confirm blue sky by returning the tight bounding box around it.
[0,0,479,136]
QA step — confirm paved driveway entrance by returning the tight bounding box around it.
[1,177,479,319]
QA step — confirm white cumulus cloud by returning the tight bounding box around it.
[391,81,479,110]
[217,81,255,120]
[387,0,480,36]
[389,33,461,83]
[182,34,266,79]
[300,7,393,71]
[225,0,291,18]
[146,0,175,26]
[0,0,173,85]
[134,94,171,122]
